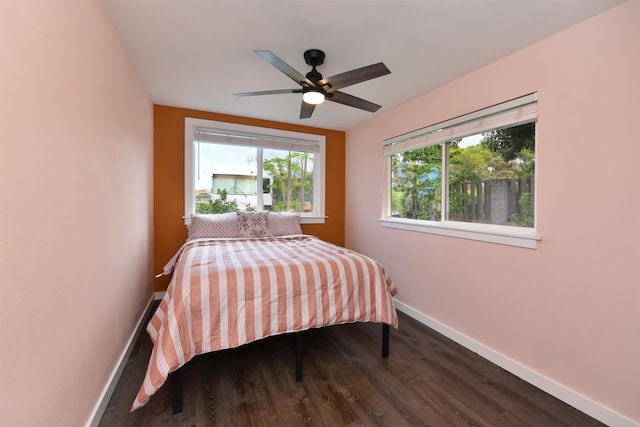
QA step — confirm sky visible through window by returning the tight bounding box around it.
[459,134,482,148]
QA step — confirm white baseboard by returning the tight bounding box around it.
[393,300,638,427]
[86,296,156,427]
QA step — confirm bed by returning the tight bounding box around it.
[132,211,398,411]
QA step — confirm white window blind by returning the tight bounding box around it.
[384,93,537,156]
[194,127,321,153]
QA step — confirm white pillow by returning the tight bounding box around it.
[269,212,303,236]
[236,211,273,238]
[187,213,240,241]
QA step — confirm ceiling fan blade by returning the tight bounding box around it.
[300,101,316,119]
[327,91,382,113]
[254,50,314,87]
[320,63,390,92]
[234,89,300,97]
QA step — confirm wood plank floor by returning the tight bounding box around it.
[99,308,605,426]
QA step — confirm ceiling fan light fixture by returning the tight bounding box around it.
[302,90,325,105]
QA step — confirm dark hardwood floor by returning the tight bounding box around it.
[99,308,605,426]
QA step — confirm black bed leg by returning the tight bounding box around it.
[382,324,390,358]
[172,369,183,414]
[296,332,303,382]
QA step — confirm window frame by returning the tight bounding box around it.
[380,94,540,249]
[184,117,326,225]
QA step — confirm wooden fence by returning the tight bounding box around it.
[449,177,534,225]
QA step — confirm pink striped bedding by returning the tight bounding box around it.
[132,235,398,410]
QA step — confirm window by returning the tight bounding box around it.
[185,118,326,224]
[381,94,540,248]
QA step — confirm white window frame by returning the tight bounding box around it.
[184,117,326,225]
[380,94,541,249]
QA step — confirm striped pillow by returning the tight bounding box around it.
[269,212,303,236]
[187,213,240,240]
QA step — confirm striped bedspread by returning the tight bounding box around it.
[132,235,398,410]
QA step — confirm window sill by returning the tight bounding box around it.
[184,214,326,226]
[378,218,540,249]
[301,215,327,224]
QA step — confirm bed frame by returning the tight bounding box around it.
[170,323,390,414]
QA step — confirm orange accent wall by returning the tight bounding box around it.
[154,105,346,291]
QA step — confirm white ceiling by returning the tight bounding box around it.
[103,0,624,131]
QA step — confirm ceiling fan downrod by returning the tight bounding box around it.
[304,49,325,85]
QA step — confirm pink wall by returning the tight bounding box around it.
[0,1,153,426]
[346,1,639,424]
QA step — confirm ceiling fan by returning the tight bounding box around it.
[234,49,391,119]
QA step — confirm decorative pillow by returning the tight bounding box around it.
[187,213,240,241]
[236,211,273,238]
[269,212,303,236]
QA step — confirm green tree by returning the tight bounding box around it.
[196,189,238,214]
[391,145,442,220]
[449,143,492,182]
[483,122,535,161]
[263,152,313,212]
[448,143,491,217]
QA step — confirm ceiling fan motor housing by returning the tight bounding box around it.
[304,49,325,85]
[304,49,325,67]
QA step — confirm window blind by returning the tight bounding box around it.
[384,93,537,156]
[194,127,321,153]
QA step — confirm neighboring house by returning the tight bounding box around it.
[206,165,273,211]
